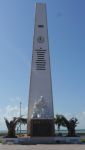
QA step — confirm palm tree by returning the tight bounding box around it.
[66,117,78,137]
[4,117,27,138]
[55,115,78,137]
[54,114,66,131]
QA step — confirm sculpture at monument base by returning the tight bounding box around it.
[31,96,51,119]
[29,96,55,137]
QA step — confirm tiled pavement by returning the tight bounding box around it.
[0,144,85,150]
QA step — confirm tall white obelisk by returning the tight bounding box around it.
[27,3,54,136]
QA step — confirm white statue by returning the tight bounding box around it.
[31,96,50,119]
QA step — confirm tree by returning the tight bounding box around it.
[66,117,78,137]
[55,114,78,137]
[54,114,66,131]
[4,117,27,138]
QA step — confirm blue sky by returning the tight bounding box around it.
[0,0,85,129]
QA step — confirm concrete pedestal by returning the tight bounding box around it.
[30,119,55,137]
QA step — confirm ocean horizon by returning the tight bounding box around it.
[0,129,85,134]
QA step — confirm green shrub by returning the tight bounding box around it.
[0,140,2,143]
[81,139,85,142]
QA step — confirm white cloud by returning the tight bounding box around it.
[82,111,85,116]
[0,104,27,130]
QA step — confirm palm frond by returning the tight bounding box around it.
[14,117,27,126]
[4,118,10,130]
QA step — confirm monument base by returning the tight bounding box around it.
[30,119,55,137]
[3,137,81,144]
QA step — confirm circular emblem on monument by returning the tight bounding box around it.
[37,36,45,43]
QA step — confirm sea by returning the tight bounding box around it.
[0,129,85,135]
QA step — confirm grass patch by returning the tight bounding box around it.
[0,140,2,143]
[81,139,85,143]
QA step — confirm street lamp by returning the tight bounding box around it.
[20,101,22,135]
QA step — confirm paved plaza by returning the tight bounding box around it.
[0,144,85,150]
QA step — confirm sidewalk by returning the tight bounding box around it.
[0,144,85,150]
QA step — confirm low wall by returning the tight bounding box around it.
[2,136,81,144]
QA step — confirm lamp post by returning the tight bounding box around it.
[20,101,22,135]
